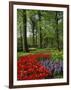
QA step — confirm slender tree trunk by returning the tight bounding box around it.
[20,26,23,51]
[51,38,53,48]
[23,10,29,52]
[38,11,42,48]
[32,21,35,47]
[55,11,60,50]
[35,26,37,47]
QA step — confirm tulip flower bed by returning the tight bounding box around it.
[17,53,63,80]
[17,53,52,80]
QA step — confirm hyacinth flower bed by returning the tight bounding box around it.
[17,53,63,80]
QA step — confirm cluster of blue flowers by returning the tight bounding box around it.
[38,58,63,78]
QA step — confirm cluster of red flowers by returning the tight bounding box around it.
[17,53,51,80]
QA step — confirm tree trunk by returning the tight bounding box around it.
[32,21,35,47]
[38,11,42,48]
[55,11,60,50]
[20,26,23,51]
[51,38,53,48]
[23,10,29,52]
[35,26,37,47]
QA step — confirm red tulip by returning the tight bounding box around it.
[17,53,51,80]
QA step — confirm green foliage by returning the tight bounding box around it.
[17,48,63,61]
[17,9,63,52]
[51,50,63,61]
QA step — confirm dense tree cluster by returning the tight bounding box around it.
[17,9,63,52]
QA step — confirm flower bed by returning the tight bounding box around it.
[39,58,63,78]
[17,53,63,80]
[17,53,52,80]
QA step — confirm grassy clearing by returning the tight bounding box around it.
[17,48,63,61]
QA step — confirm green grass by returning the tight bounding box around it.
[17,48,63,61]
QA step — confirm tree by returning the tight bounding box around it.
[23,10,29,52]
[17,9,63,52]
[55,11,63,50]
[38,11,43,48]
[17,9,23,51]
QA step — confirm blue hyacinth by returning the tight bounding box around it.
[39,58,63,78]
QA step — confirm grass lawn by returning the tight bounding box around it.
[17,48,63,61]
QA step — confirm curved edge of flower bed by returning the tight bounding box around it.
[17,53,52,80]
